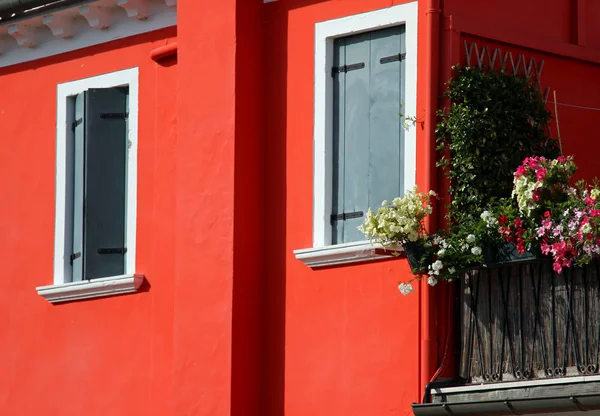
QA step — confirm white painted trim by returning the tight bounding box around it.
[294,241,401,268]
[435,374,600,395]
[312,2,418,248]
[37,274,144,303]
[54,67,139,285]
[0,1,176,69]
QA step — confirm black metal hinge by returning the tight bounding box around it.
[100,112,129,119]
[70,252,81,265]
[331,62,365,77]
[98,248,127,255]
[330,211,364,223]
[72,118,83,132]
[380,53,406,64]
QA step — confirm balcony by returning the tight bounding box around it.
[414,259,600,415]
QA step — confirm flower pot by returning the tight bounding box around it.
[483,242,537,267]
[403,241,432,274]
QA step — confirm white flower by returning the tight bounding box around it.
[466,234,476,243]
[431,260,444,271]
[398,282,415,296]
[437,248,446,256]
[471,246,482,256]
[480,211,491,220]
[448,267,456,274]
[428,276,438,286]
[461,243,469,251]
[429,190,437,197]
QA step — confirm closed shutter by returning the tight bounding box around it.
[83,87,128,279]
[331,25,406,244]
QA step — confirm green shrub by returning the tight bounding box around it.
[436,66,560,224]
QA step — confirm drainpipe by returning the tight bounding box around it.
[420,0,442,402]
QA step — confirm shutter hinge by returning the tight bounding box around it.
[380,53,406,64]
[331,62,365,77]
[97,248,127,254]
[330,211,364,223]
[72,118,83,132]
[70,252,81,265]
[100,112,129,119]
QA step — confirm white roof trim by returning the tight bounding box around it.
[0,0,176,69]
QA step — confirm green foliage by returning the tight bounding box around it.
[436,66,560,224]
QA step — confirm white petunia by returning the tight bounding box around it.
[461,243,470,251]
[431,260,443,271]
[471,246,482,256]
[448,267,456,274]
[398,282,415,296]
[428,276,438,286]
[466,234,476,243]
[437,248,446,256]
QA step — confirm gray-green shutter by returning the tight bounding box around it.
[83,87,128,279]
[331,25,405,244]
[71,93,85,281]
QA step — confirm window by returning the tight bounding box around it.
[70,87,129,280]
[294,3,417,267]
[37,68,140,303]
[331,25,406,244]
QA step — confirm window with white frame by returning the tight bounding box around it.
[330,25,407,244]
[295,3,417,267]
[43,68,139,298]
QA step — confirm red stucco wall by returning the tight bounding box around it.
[0,27,177,416]
[262,1,600,415]
[1,1,600,415]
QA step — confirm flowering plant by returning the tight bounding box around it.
[512,155,576,217]
[536,180,600,273]
[359,186,436,248]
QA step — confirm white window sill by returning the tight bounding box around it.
[294,241,401,268]
[36,274,144,304]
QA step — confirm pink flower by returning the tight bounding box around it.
[541,243,552,255]
[553,262,563,274]
[557,156,567,163]
[536,168,547,181]
[532,191,540,202]
[515,166,527,177]
[586,195,595,206]
[528,158,539,170]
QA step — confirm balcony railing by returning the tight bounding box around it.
[460,258,600,384]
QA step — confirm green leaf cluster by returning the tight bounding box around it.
[436,66,560,224]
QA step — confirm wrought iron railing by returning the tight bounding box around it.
[460,259,600,383]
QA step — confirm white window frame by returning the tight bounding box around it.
[37,67,142,303]
[295,2,418,267]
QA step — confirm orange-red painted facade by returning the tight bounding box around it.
[0,1,599,415]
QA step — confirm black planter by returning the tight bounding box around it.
[403,240,432,274]
[483,242,537,267]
